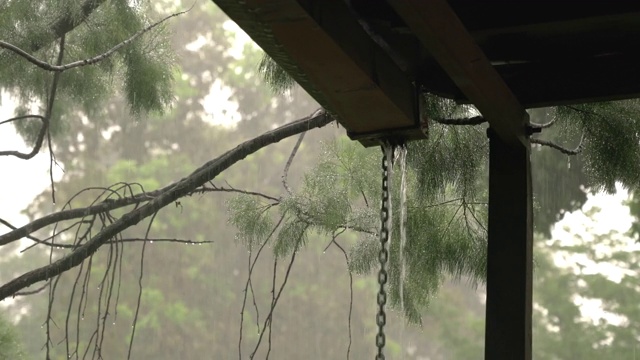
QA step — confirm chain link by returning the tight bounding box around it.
[376,144,392,360]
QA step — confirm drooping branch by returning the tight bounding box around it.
[530,117,557,129]
[0,115,48,159]
[282,132,306,195]
[0,110,333,300]
[0,7,190,73]
[531,135,584,155]
[0,190,158,246]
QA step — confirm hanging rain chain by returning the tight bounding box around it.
[376,141,394,360]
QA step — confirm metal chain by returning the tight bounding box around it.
[376,144,392,360]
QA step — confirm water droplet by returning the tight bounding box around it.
[149,240,153,244]
[567,156,571,169]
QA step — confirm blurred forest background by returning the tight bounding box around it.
[2,1,640,359]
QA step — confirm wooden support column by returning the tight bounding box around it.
[485,128,533,359]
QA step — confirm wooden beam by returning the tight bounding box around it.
[486,129,533,360]
[387,0,529,146]
[213,0,424,144]
[420,54,640,108]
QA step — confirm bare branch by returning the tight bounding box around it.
[282,132,306,195]
[127,212,156,360]
[239,214,286,360]
[14,281,50,297]
[23,237,211,250]
[433,116,486,126]
[530,117,556,129]
[0,110,332,300]
[0,115,48,159]
[328,234,353,360]
[0,114,46,127]
[47,34,67,204]
[0,7,190,73]
[531,135,584,156]
[250,229,305,358]
[201,184,279,202]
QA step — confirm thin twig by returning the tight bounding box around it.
[47,33,66,204]
[282,132,306,195]
[250,231,305,359]
[239,214,286,360]
[202,184,279,202]
[328,230,352,360]
[127,212,156,360]
[0,115,48,159]
[0,114,46,126]
[14,281,50,296]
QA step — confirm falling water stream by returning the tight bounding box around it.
[397,144,408,359]
[378,142,409,359]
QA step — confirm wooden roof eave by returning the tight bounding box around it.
[388,0,529,147]
[214,0,425,146]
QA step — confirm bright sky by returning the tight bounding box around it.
[0,92,62,227]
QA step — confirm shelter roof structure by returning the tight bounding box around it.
[212,1,640,359]
[214,0,640,145]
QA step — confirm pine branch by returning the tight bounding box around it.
[29,0,106,53]
[0,7,190,73]
[531,136,583,155]
[0,110,333,300]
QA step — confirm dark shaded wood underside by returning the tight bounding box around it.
[215,0,640,141]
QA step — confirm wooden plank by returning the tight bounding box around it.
[419,54,640,108]
[214,0,423,143]
[387,0,529,146]
[486,129,533,360]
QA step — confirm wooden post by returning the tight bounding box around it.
[485,128,533,359]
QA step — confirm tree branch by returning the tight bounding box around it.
[282,132,306,195]
[433,116,486,126]
[0,110,333,300]
[531,136,584,155]
[30,0,106,53]
[201,183,279,202]
[0,115,48,159]
[0,7,190,73]
[530,117,556,129]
